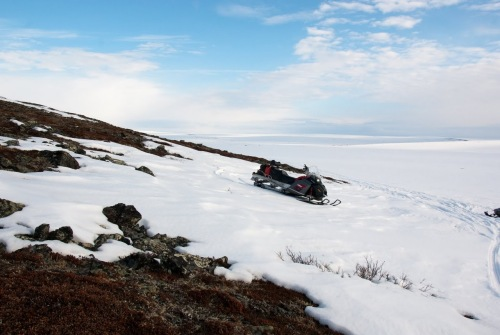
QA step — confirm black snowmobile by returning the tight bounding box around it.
[251,161,341,206]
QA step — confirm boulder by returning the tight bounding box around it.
[0,147,79,172]
[102,203,142,230]
[0,198,25,218]
[150,144,169,157]
[33,224,50,240]
[39,150,80,169]
[135,166,155,176]
[47,226,73,243]
[103,155,126,166]
[163,254,229,276]
[92,233,130,251]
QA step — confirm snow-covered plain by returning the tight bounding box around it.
[1,130,499,335]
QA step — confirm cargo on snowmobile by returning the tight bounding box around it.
[251,161,341,206]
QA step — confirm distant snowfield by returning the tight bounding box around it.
[1,132,499,335]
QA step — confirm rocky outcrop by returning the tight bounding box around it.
[0,147,80,172]
[101,203,227,275]
[39,150,80,170]
[21,224,74,244]
[0,198,25,218]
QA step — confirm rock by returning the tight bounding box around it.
[102,203,142,229]
[163,254,229,276]
[135,165,155,176]
[103,154,126,166]
[101,203,229,275]
[24,244,53,255]
[151,145,169,157]
[0,147,79,172]
[33,224,50,240]
[92,233,130,251]
[39,150,80,169]
[47,226,73,243]
[56,142,86,155]
[5,139,20,146]
[0,198,25,218]
[118,253,163,271]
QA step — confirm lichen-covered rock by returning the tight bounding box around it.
[151,144,168,157]
[47,226,73,243]
[135,165,155,176]
[163,254,229,276]
[33,224,50,240]
[39,150,80,170]
[0,147,79,172]
[101,203,228,275]
[103,154,126,166]
[56,141,86,155]
[118,252,163,271]
[20,224,73,243]
[102,203,142,226]
[92,233,130,251]
[0,198,25,218]
[5,139,20,146]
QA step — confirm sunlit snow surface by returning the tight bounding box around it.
[1,133,499,335]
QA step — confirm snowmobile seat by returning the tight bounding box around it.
[270,168,296,185]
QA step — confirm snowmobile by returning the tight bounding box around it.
[484,208,500,218]
[251,161,341,206]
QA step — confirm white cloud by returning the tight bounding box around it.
[0,26,79,49]
[2,36,499,134]
[294,28,340,60]
[241,28,500,131]
[366,32,395,43]
[374,15,422,29]
[263,11,315,25]
[0,48,156,74]
[328,1,376,13]
[216,4,268,18]
[318,17,352,26]
[2,28,78,40]
[373,0,462,13]
[469,1,500,11]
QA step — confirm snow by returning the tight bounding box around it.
[10,119,24,126]
[1,133,500,335]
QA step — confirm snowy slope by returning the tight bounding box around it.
[1,129,499,334]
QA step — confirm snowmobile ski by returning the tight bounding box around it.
[484,211,499,218]
[485,208,500,217]
[296,196,341,206]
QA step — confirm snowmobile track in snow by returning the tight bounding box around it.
[354,178,500,295]
[488,232,500,295]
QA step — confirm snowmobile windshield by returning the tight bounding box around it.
[306,166,321,179]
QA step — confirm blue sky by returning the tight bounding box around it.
[1,1,500,138]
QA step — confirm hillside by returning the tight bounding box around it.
[0,98,340,334]
[1,97,499,335]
